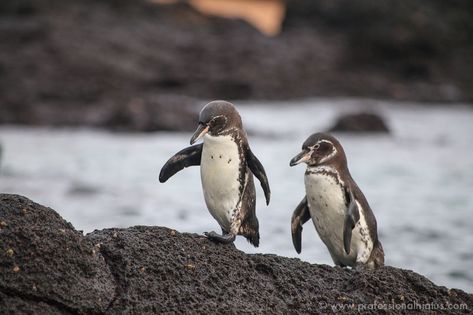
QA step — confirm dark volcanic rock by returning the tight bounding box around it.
[284,0,473,102]
[329,112,390,133]
[1,194,473,314]
[86,228,473,314]
[101,94,200,132]
[0,194,116,314]
[1,0,473,131]
[0,0,205,131]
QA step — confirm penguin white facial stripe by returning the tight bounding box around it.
[210,115,228,125]
[305,139,337,164]
[309,139,334,150]
[311,139,336,164]
[226,127,241,136]
[319,146,337,164]
[317,139,334,146]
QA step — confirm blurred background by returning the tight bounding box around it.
[1,0,472,291]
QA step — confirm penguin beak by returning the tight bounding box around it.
[290,150,310,166]
[190,123,209,145]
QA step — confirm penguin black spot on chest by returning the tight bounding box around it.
[200,134,243,229]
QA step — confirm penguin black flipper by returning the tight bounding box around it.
[159,144,203,183]
[246,148,271,205]
[291,196,310,254]
[343,187,360,255]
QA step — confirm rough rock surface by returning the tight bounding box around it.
[0,194,116,314]
[329,112,390,133]
[1,194,472,314]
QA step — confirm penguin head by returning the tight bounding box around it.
[290,132,347,167]
[190,100,243,144]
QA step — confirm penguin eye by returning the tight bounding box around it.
[211,116,226,128]
[314,144,320,150]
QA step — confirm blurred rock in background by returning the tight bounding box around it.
[1,0,472,130]
[329,112,390,133]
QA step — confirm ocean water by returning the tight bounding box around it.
[1,99,472,292]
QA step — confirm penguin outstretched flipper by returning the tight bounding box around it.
[159,101,268,248]
[343,188,360,255]
[291,196,310,254]
[246,148,271,205]
[159,144,203,183]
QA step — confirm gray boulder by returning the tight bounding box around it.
[329,112,390,133]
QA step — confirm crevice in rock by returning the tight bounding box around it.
[96,245,125,312]
[0,285,79,315]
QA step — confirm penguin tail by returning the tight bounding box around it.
[246,230,260,248]
[239,216,260,248]
[368,240,385,268]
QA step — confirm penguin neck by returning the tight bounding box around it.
[310,157,349,175]
[203,133,235,145]
[208,126,242,138]
[306,164,348,186]
[205,127,247,146]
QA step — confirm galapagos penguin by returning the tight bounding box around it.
[289,132,384,268]
[159,100,270,247]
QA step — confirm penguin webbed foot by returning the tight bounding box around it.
[353,262,369,272]
[204,231,236,244]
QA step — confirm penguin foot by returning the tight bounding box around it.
[204,231,236,244]
[353,263,367,272]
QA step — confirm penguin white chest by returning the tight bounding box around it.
[304,169,353,261]
[201,134,242,230]
[304,167,374,266]
[305,171,347,234]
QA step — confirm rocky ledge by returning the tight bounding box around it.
[0,194,472,314]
